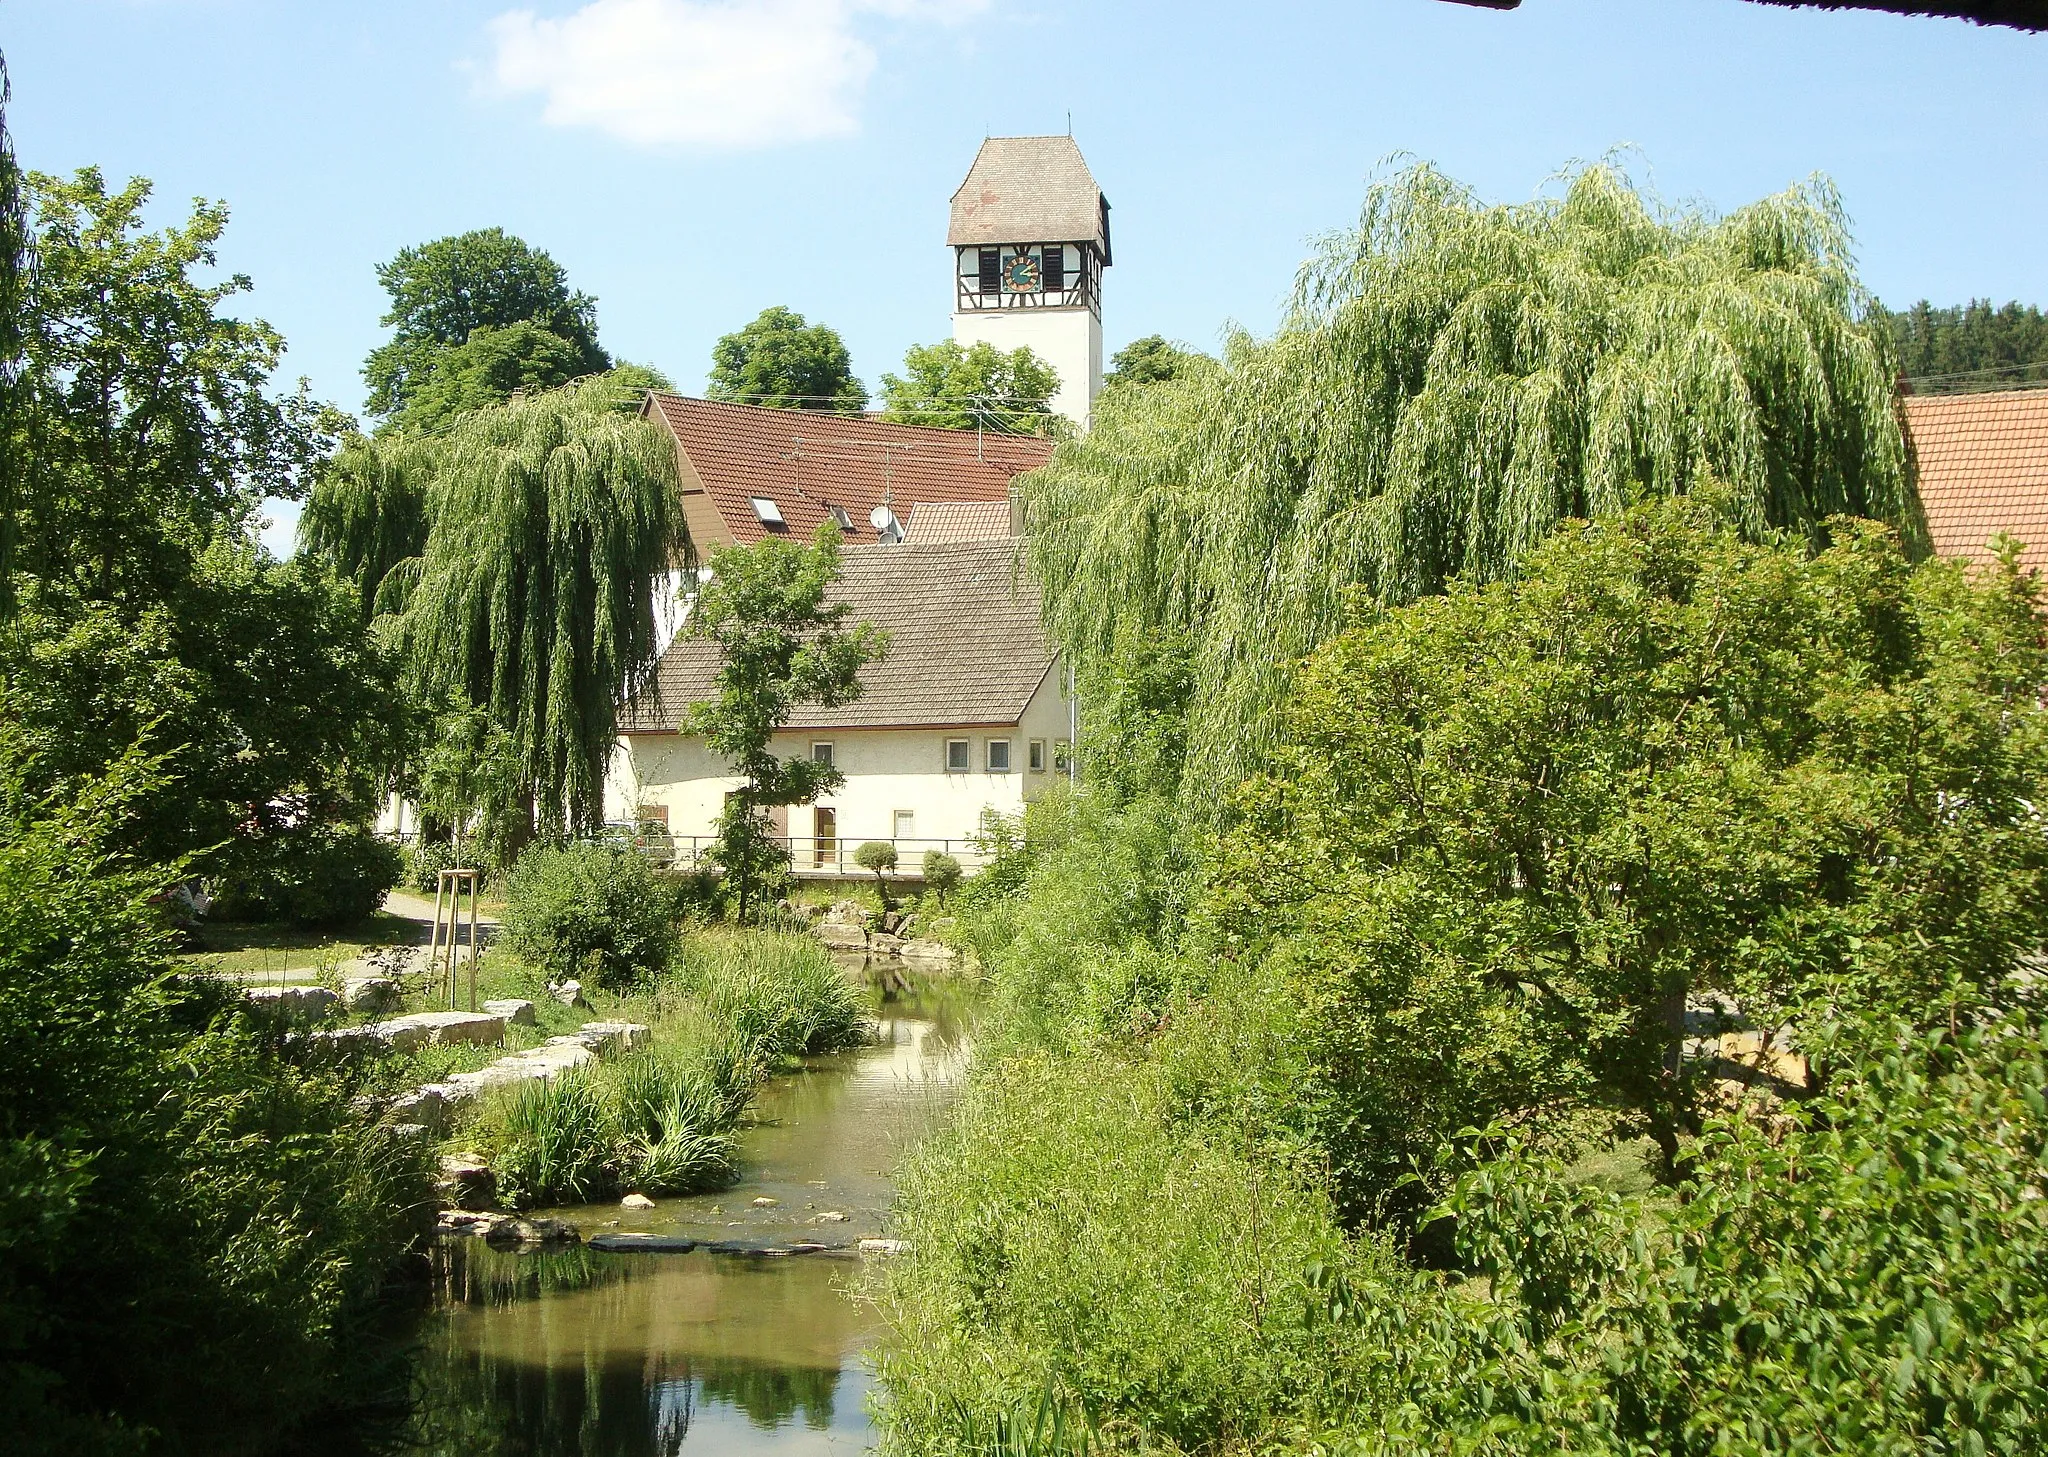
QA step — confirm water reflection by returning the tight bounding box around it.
[408,979,970,1457]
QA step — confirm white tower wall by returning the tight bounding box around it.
[950,306,1102,430]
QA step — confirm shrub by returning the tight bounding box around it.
[407,835,458,895]
[854,839,898,908]
[501,841,679,990]
[208,823,403,926]
[0,756,432,1454]
[921,850,962,907]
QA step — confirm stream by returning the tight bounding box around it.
[407,977,977,1457]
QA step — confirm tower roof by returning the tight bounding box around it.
[949,136,1110,258]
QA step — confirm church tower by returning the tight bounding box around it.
[948,136,1109,430]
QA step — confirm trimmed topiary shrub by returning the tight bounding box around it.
[501,841,679,989]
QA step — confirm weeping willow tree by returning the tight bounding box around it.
[301,374,686,836]
[1028,160,1922,800]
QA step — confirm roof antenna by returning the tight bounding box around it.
[1066,110,1072,136]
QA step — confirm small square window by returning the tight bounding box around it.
[812,742,834,767]
[987,739,1012,773]
[1028,739,1046,773]
[945,739,970,773]
[749,496,786,528]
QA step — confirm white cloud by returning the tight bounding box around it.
[486,0,987,151]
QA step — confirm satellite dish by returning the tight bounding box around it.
[869,505,903,544]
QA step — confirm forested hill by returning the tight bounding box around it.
[1876,297,2048,393]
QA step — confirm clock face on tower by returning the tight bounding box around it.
[1002,250,1041,293]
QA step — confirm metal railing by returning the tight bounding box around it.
[606,827,988,877]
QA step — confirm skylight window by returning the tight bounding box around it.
[828,505,853,531]
[750,497,786,528]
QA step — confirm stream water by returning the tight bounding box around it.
[407,977,976,1457]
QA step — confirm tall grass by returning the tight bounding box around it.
[476,931,867,1207]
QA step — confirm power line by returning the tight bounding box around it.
[1903,357,2048,386]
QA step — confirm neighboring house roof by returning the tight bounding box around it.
[1902,388,2048,575]
[643,394,1055,548]
[904,501,1014,542]
[949,136,1111,258]
[622,539,1053,733]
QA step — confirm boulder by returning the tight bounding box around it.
[899,939,957,971]
[387,1085,450,1132]
[369,1010,506,1052]
[344,976,401,1014]
[751,1196,779,1207]
[436,1153,497,1211]
[548,978,590,1010]
[868,932,905,956]
[880,911,904,936]
[858,1237,910,1255]
[243,985,338,1025]
[483,998,537,1026]
[620,1192,656,1210]
[575,1021,650,1055]
[815,921,869,952]
[590,1231,696,1253]
[815,1210,849,1222]
[483,1216,581,1247]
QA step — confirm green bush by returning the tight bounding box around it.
[0,757,432,1454]
[921,850,962,906]
[207,823,403,926]
[500,841,679,990]
[407,835,458,895]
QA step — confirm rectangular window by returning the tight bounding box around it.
[978,247,1001,295]
[893,809,917,841]
[749,496,786,528]
[945,738,971,773]
[1028,739,1046,773]
[812,742,834,767]
[1042,245,1066,292]
[987,739,1012,773]
[827,504,853,531]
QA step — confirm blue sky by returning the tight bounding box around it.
[6,1,2044,548]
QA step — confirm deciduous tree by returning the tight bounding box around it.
[879,339,1060,434]
[686,525,887,920]
[707,306,865,412]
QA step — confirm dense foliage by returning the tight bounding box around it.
[1104,334,1207,390]
[683,524,887,918]
[362,228,610,430]
[0,754,431,1455]
[1215,498,2048,1210]
[706,305,866,412]
[500,840,682,989]
[1878,296,2048,392]
[879,339,1061,434]
[878,501,2048,1457]
[1027,161,1920,799]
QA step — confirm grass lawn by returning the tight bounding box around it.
[178,910,420,981]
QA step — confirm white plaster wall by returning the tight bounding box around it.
[951,307,1102,431]
[607,666,1074,872]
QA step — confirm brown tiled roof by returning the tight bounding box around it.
[904,501,1013,542]
[1901,389,2048,575]
[949,136,1109,254]
[621,539,1053,732]
[643,394,1054,548]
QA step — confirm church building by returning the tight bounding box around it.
[601,137,1108,875]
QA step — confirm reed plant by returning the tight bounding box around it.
[476,930,868,1206]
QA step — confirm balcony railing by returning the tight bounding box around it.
[606,827,990,877]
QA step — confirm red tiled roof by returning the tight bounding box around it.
[644,394,1055,548]
[904,501,1014,542]
[1901,389,2048,575]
